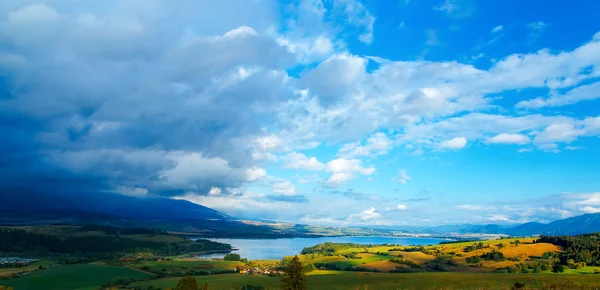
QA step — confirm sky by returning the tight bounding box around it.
[1,0,600,227]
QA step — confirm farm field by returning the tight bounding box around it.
[130,259,244,275]
[129,272,600,290]
[2,264,152,290]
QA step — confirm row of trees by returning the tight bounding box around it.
[300,242,362,255]
[536,233,600,266]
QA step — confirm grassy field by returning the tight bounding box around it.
[2,264,152,290]
[129,272,600,290]
[131,259,243,274]
[0,260,56,278]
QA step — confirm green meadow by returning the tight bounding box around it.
[2,264,151,290]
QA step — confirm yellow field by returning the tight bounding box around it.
[361,260,406,271]
[395,251,437,264]
[501,243,561,258]
[318,237,569,273]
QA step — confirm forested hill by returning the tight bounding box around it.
[0,226,232,259]
[536,232,600,266]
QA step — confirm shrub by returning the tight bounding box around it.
[481,250,505,261]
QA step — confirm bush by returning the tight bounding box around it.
[481,251,505,261]
[224,253,242,261]
[552,263,565,273]
[465,256,481,264]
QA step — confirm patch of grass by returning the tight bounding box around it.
[3,264,152,290]
[561,266,600,275]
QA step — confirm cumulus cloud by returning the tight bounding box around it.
[487,133,531,145]
[348,207,381,221]
[282,152,326,171]
[439,137,468,150]
[0,1,298,198]
[338,132,392,158]
[325,158,375,185]
[272,181,296,196]
[300,53,366,105]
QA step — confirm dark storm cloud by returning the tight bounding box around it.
[0,0,296,197]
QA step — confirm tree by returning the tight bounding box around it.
[281,255,307,290]
[201,282,210,290]
[552,263,565,274]
[176,276,198,290]
[224,253,241,261]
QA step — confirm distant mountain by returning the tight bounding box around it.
[0,189,345,238]
[506,213,600,236]
[0,189,230,222]
[0,190,261,236]
[374,213,600,236]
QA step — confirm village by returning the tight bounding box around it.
[236,265,285,276]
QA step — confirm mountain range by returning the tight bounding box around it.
[2,189,600,237]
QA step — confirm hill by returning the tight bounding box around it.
[0,190,296,237]
[506,213,600,236]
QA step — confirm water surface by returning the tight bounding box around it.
[199,236,448,260]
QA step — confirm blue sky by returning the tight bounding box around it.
[1,0,600,226]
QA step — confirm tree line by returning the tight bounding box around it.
[536,233,600,266]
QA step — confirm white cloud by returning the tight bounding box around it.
[425,29,439,46]
[325,158,375,185]
[338,132,392,158]
[300,53,366,105]
[439,137,468,150]
[245,167,267,181]
[348,207,381,221]
[208,187,222,195]
[488,214,510,222]
[487,133,531,145]
[334,0,376,44]
[272,181,296,195]
[490,25,503,34]
[282,152,326,171]
[434,0,474,17]
[517,81,600,109]
[534,123,583,144]
[396,204,408,210]
[393,170,411,184]
[455,205,487,211]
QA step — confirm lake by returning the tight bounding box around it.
[199,236,449,260]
